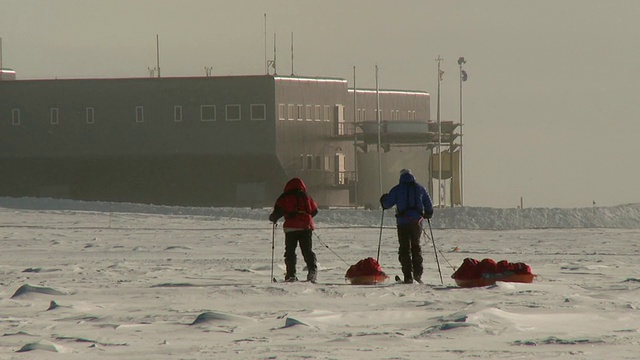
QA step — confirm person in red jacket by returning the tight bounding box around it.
[269,178,319,282]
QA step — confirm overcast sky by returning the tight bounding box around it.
[1,0,638,208]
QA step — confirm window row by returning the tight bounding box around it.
[6,104,267,126]
[278,104,333,122]
[356,109,417,121]
[299,153,348,185]
[300,154,332,171]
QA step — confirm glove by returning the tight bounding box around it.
[379,193,389,209]
[423,210,433,219]
[268,213,278,223]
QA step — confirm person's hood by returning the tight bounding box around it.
[399,172,416,183]
[284,178,307,192]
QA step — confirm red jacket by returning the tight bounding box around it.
[269,178,318,230]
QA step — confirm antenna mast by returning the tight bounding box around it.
[273,33,277,75]
[264,14,267,74]
[156,34,161,78]
[376,64,382,196]
[353,65,358,207]
[290,32,294,76]
[458,56,467,206]
[436,55,444,207]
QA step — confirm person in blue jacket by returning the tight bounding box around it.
[380,169,434,284]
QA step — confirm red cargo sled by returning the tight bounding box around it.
[345,257,389,285]
[452,258,536,288]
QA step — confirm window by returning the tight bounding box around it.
[278,104,285,120]
[307,155,313,169]
[324,155,331,171]
[335,153,346,185]
[362,109,366,121]
[12,109,20,125]
[300,155,305,170]
[226,104,241,121]
[305,105,312,121]
[297,105,303,121]
[314,105,321,121]
[288,104,294,120]
[201,105,216,121]
[251,104,266,121]
[324,105,330,121]
[315,155,321,170]
[174,106,183,122]
[135,106,144,123]
[50,108,59,125]
[86,107,95,124]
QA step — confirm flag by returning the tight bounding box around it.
[439,69,445,81]
[461,70,468,82]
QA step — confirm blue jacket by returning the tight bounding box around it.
[382,172,433,225]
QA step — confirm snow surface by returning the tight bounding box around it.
[2,197,639,230]
[1,197,640,359]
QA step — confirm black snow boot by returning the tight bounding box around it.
[307,270,317,283]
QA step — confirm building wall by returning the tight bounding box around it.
[273,76,351,206]
[0,75,435,208]
[345,89,432,207]
[0,69,16,81]
[346,89,430,122]
[0,76,277,158]
[0,76,285,206]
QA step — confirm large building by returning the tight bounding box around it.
[0,74,460,207]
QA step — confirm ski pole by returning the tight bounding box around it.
[271,222,276,283]
[427,218,444,284]
[422,227,456,271]
[314,232,350,267]
[376,209,385,262]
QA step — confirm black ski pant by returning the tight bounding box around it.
[397,222,423,281]
[284,229,317,278]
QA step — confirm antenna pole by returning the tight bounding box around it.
[273,33,277,75]
[458,56,466,206]
[376,65,382,196]
[156,34,161,78]
[436,55,443,207]
[290,32,294,76]
[0,37,3,80]
[264,14,267,74]
[353,66,358,208]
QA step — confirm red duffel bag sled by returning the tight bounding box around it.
[345,257,389,285]
[452,258,536,288]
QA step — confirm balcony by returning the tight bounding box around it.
[332,120,459,150]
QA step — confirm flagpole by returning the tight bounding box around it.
[264,14,267,74]
[458,57,467,206]
[458,56,466,206]
[435,56,443,208]
[353,65,358,208]
[376,65,382,197]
